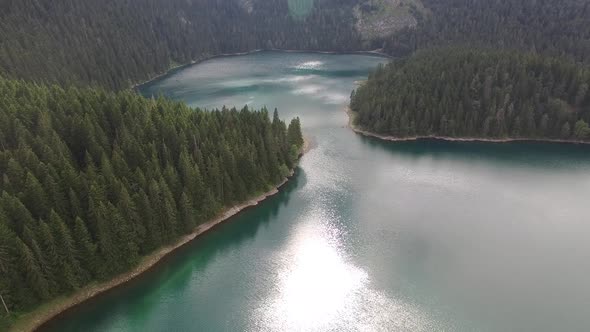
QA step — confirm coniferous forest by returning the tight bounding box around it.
[2,0,590,328]
[0,77,303,321]
[383,0,590,64]
[0,0,362,90]
[350,0,590,140]
[350,49,590,140]
[3,0,590,91]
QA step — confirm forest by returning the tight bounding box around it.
[350,48,590,140]
[0,0,362,90]
[0,76,303,323]
[383,0,590,63]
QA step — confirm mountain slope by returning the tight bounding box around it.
[383,0,590,63]
[0,0,364,89]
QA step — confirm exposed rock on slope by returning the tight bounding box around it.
[353,0,426,41]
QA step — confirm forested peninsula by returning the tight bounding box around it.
[350,49,590,142]
[0,77,304,330]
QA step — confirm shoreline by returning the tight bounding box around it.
[12,139,311,332]
[345,107,590,145]
[133,48,392,90]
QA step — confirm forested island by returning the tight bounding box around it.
[350,49,590,142]
[0,77,304,329]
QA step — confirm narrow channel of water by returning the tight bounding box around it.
[45,51,590,332]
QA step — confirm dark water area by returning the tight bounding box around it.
[46,51,590,332]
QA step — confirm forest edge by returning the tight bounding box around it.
[11,138,312,332]
[346,107,590,145]
[133,49,391,90]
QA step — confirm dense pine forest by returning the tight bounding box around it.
[383,0,590,63]
[0,77,303,325]
[350,49,590,140]
[0,0,362,90]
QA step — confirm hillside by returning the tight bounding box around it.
[0,76,303,328]
[0,0,364,90]
[383,0,590,63]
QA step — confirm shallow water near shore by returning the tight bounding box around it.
[44,51,590,332]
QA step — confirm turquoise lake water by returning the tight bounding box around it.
[44,51,590,332]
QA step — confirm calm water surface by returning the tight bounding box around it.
[45,52,590,332]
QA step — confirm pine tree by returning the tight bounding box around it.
[287,117,304,148]
[15,238,49,301]
[49,211,83,290]
[21,172,49,220]
[115,189,140,267]
[72,217,98,280]
[178,191,195,234]
[36,220,60,293]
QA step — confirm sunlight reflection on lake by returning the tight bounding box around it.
[252,208,430,331]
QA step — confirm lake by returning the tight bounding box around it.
[44,51,590,332]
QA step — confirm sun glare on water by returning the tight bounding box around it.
[251,210,430,331]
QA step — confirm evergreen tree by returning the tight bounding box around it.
[72,217,98,280]
[287,117,305,163]
[21,172,49,220]
[179,191,196,234]
[49,211,83,291]
[15,238,49,302]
